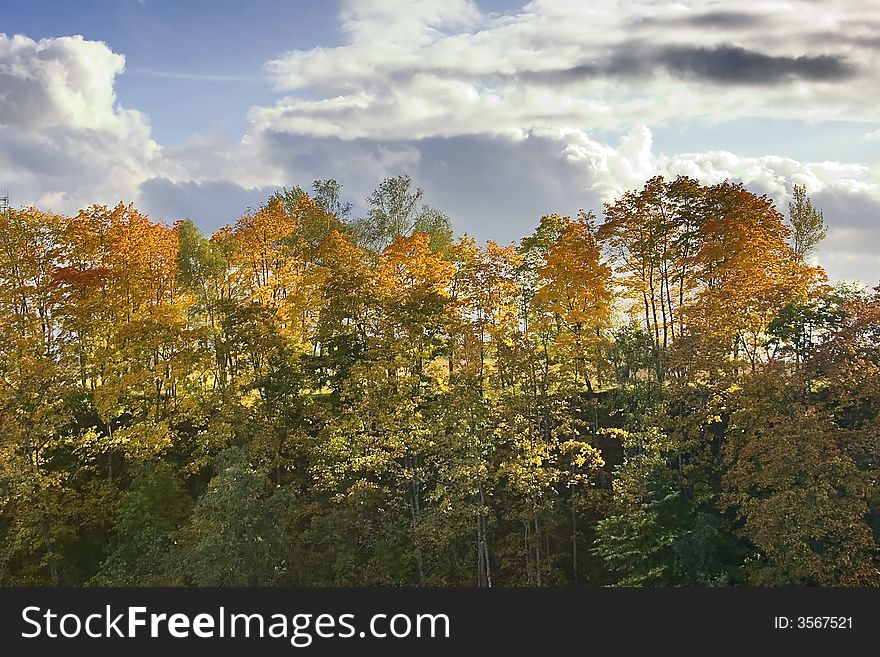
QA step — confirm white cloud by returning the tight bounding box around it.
[0,33,148,137]
[0,33,161,213]
[258,0,880,141]
[0,34,278,216]
[550,124,880,205]
[556,125,657,200]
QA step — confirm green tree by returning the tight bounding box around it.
[92,460,190,585]
[171,448,294,586]
[354,175,453,253]
[788,183,827,260]
[312,178,353,222]
[595,428,743,586]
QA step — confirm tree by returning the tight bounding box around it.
[445,236,524,585]
[680,182,815,376]
[518,213,569,321]
[355,175,453,253]
[171,448,294,586]
[599,176,703,378]
[272,186,348,250]
[312,179,353,222]
[723,389,878,586]
[766,282,856,369]
[788,183,827,261]
[0,175,874,588]
[533,211,612,391]
[0,207,114,585]
[175,219,229,387]
[311,230,373,396]
[91,460,190,585]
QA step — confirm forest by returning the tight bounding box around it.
[0,174,877,587]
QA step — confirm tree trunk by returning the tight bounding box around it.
[40,518,60,587]
[534,515,542,587]
[571,503,578,585]
[476,484,492,587]
[406,457,426,585]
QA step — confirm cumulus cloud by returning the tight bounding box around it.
[0,33,160,212]
[0,34,282,222]
[557,124,879,203]
[0,33,147,135]
[258,0,879,140]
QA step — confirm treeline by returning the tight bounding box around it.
[0,175,877,587]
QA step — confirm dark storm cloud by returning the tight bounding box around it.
[522,44,856,86]
[632,11,769,30]
[518,50,650,84]
[658,45,856,85]
[680,11,768,29]
[138,178,278,231]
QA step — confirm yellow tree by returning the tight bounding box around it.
[0,207,66,358]
[533,211,612,392]
[684,182,816,376]
[312,229,374,394]
[499,211,611,584]
[226,195,330,361]
[449,236,522,388]
[0,207,113,584]
[599,176,704,375]
[58,204,194,462]
[315,232,454,584]
[373,232,455,378]
[442,236,522,585]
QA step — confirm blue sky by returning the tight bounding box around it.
[3,0,529,143]
[1,0,879,281]
[3,0,339,142]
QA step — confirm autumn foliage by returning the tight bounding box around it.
[0,175,877,587]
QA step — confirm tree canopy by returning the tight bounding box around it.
[2,175,877,587]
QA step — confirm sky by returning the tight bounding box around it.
[1,0,879,282]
